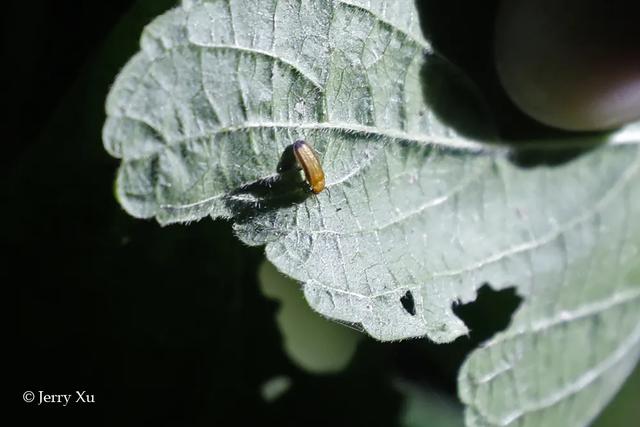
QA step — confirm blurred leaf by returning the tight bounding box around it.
[259,260,362,373]
[397,380,464,427]
[260,375,293,402]
[102,1,640,425]
[592,365,640,427]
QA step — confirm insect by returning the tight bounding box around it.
[292,140,325,194]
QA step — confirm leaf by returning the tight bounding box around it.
[397,380,465,427]
[104,0,495,341]
[103,0,640,425]
[459,250,640,426]
[259,259,362,373]
[260,375,292,402]
[592,365,640,427]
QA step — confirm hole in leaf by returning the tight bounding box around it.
[391,284,522,396]
[400,290,416,316]
[453,284,521,343]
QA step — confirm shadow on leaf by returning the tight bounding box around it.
[224,144,312,220]
[414,0,610,167]
[420,54,496,143]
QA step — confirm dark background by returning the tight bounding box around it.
[7,1,637,426]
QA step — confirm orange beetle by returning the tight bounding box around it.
[292,140,325,194]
